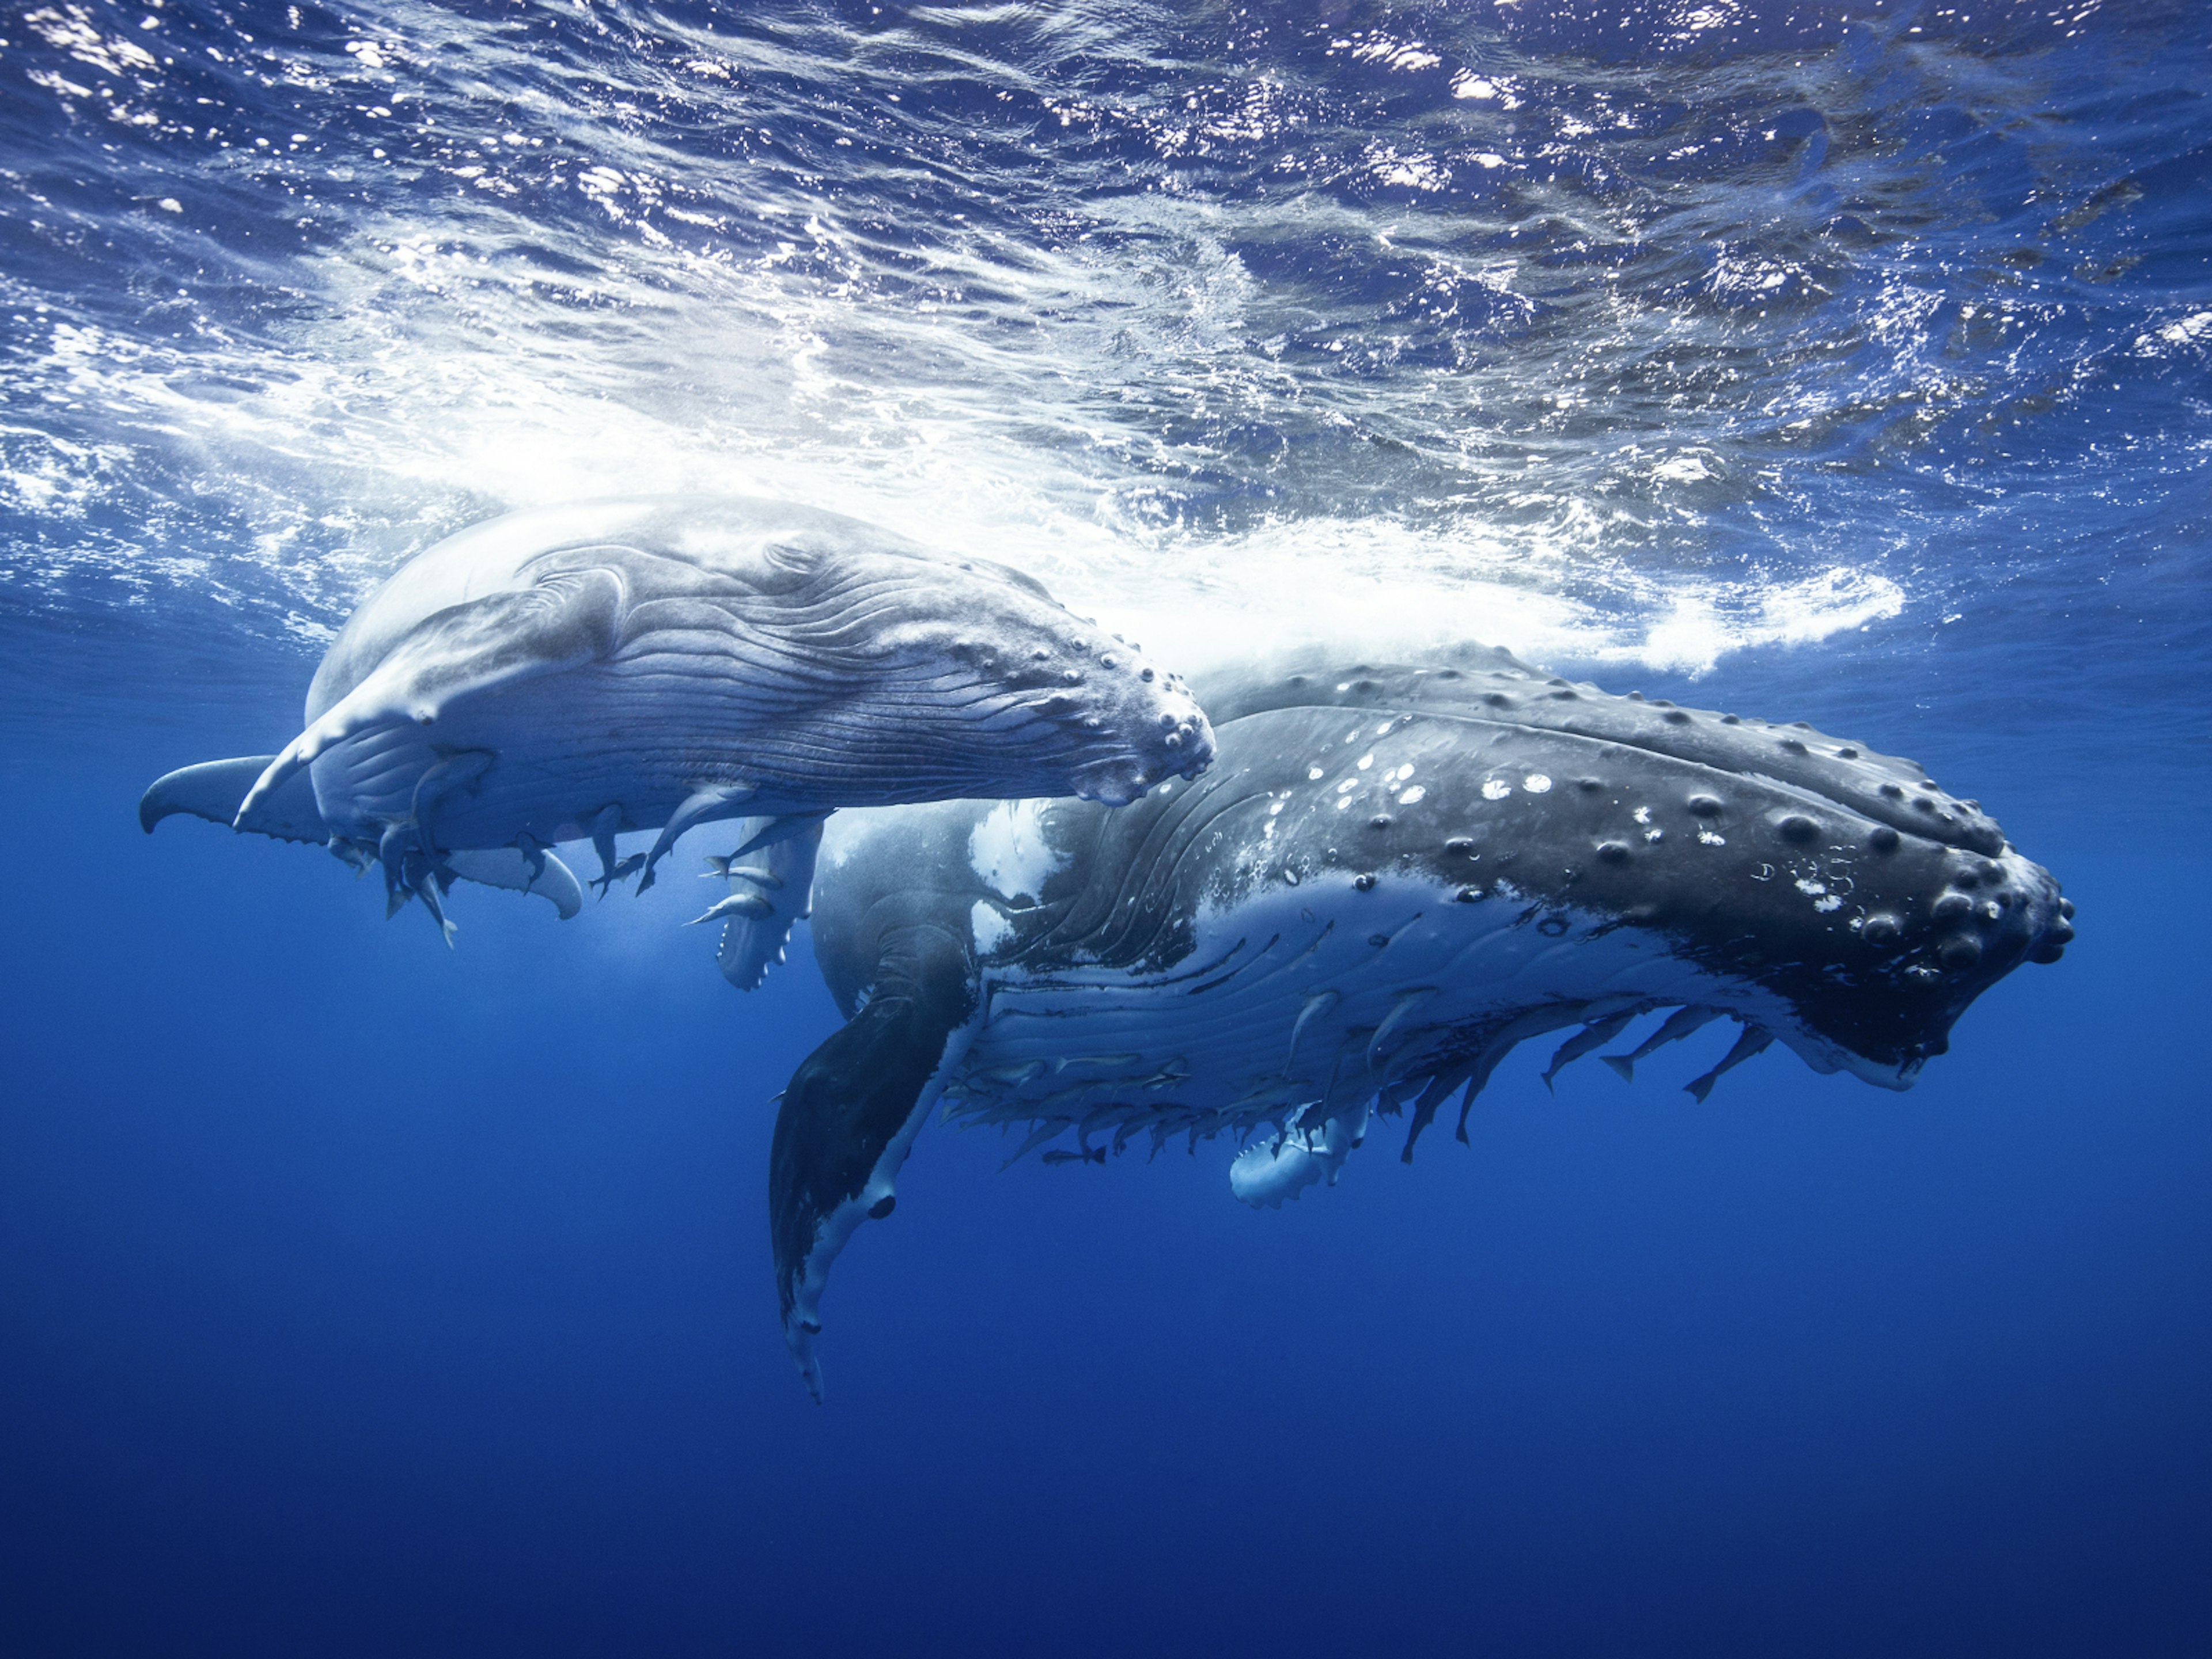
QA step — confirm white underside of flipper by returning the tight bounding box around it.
[700,816,825,991]
[1229,1102,1370,1209]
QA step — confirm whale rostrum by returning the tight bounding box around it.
[767,645,2074,1399]
[141,495,1214,968]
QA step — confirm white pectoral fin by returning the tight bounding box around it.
[141,755,329,844]
[237,566,629,826]
[1228,1101,1371,1210]
[442,846,584,919]
[710,816,825,991]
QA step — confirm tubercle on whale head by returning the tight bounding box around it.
[1532,791,2073,1085]
[1196,645,2010,858]
[886,593,1213,805]
[1282,684,2075,1091]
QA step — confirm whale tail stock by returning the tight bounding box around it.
[768,919,978,1402]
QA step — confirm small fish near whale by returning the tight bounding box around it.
[766,647,2074,1398]
[139,496,1213,983]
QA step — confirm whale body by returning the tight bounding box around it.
[141,495,1212,972]
[767,647,2074,1397]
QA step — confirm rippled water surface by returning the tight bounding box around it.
[6,1,2208,785]
[2,3,2209,1655]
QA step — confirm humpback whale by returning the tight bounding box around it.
[141,496,1212,976]
[767,647,2074,1397]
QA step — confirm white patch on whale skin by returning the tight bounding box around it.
[972,900,1013,953]
[819,805,902,870]
[968,798,1064,902]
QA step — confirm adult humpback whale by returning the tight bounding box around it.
[768,648,2074,1397]
[140,496,1212,978]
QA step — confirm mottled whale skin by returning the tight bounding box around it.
[768,646,2074,1397]
[141,495,1212,968]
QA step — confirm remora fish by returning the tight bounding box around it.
[139,495,1211,977]
[766,648,2074,1397]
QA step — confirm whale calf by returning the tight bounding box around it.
[141,495,1212,973]
[767,647,2074,1397]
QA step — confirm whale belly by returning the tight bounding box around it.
[307,643,778,847]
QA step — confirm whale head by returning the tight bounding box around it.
[736,531,1214,808]
[1198,650,2074,1094]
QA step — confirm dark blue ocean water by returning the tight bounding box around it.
[2,1,2208,1653]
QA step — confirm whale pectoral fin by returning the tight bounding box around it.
[713,817,824,991]
[410,750,495,855]
[441,847,584,919]
[768,923,976,1400]
[238,566,628,827]
[141,755,329,844]
[1229,1101,1370,1209]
